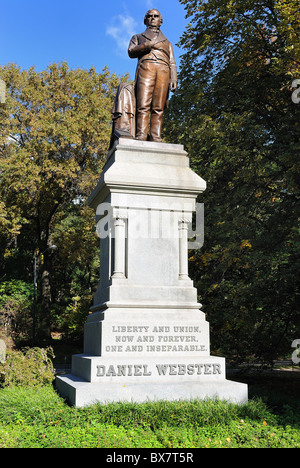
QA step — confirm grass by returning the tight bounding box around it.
[0,375,300,448]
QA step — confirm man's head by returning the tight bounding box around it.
[144,9,163,29]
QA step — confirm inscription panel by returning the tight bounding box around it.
[102,322,209,356]
[96,362,222,379]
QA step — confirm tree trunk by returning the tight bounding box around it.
[37,252,52,342]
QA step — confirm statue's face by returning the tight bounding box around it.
[145,9,162,28]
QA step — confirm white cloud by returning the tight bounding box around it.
[106,14,138,57]
[145,0,155,8]
[145,0,161,10]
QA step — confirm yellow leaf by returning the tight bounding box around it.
[241,240,252,249]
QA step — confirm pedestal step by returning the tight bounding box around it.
[71,354,226,383]
[56,374,248,407]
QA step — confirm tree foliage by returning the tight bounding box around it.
[164,0,300,363]
[0,62,126,341]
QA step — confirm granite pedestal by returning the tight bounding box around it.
[56,139,248,406]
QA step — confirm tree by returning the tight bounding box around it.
[0,62,127,341]
[164,0,300,363]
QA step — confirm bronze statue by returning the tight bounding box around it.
[128,9,177,142]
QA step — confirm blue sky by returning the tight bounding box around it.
[0,0,188,80]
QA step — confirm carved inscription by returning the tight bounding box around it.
[105,325,208,354]
[96,363,222,378]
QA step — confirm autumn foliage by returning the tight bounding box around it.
[0,63,127,342]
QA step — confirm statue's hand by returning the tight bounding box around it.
[147,39,157,50]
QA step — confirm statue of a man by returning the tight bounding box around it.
[128,9,177,142]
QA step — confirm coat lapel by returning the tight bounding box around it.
[142,29,167,43]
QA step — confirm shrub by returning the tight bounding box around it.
[0,347,55,388]
[0,280,33,342]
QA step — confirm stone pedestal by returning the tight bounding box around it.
[56,139,248,407]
